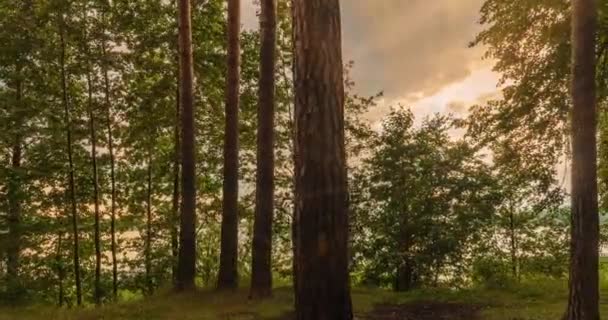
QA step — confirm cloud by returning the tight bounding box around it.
[447,101,467,114]
[341,0,487,99]
[242,0,495,116]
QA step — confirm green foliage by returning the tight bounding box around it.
[0,0,595,311]
[0,0,297,304]
[351,107,501,288]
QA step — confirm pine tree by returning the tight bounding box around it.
[292,0,353,318]
[566,0,599,318]
[218,0,241,291]
[176,0,197,291]
[250,0,277,299]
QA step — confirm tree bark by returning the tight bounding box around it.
[145,153,154,295]
[508,204,518,280]
[395,211,413,292]
[250,0,277,299]
[176,0,197,291]
[395,260,414,292]
[566,0,599,319]
[101,6,119,301]
[171,85,180,285]
[59,23,82,306]
[6,76,22,301]
[56,231,65,307]
[86,70,103,305]
[293,0,353,318]
[218,0,241,291]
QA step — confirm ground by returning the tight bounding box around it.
[2,280,607,319]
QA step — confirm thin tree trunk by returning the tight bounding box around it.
[6,76,22,301]
[293,0,353,318]
[56,231,65,307]
[250,0,277,299]
[101,6,119,301]
[218,0,241,291]
[171,85,180,285]
[566,0,599,319]
[86,70,103,305]
[288,3,298,300]
[396,209,412,292]
[145,153,154,295]
[176,0,197,291]
[509,205,517,280]
[59,23,82,306]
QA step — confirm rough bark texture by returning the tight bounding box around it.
[293,0,353,318]
[176,0,197,291]
[59,24,82,306]
[250,0,277,299]
[218,0,241,291]
[566,0,599,319]
[86,72,102,305]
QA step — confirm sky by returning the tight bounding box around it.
[242,0,501,125]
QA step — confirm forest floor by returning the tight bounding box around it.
[1,279,607,320]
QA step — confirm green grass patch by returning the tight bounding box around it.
[2,279,608,319]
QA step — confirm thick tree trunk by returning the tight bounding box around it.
[86,71,103,305]
[293,0,353,318]
[101,9,119,301]
[250,0,277,299]
[6,77,22,301]
[176,0,197,291]
[145,154,154,295]
[218,0,241,291]
[59,24,82,307]
[566,0,599,319]
[171,85,180,285]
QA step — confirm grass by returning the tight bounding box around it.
[2,279,608,319]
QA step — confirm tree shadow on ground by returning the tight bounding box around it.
[268,301,482,320]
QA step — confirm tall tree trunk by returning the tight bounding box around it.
[6,0,33,301]
[250,0,277,299]
[218,0,241,291]
[293,0,353,318]
[6,76,22,301]
[176,0,197,291]
[566,0,599,319]
[86,71,103,305]
[59,23,82,306]
[171,85,180,285]
[145,153,154,295]
[101,6,119,301]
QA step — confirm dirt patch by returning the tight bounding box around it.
[364,301,483,320]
